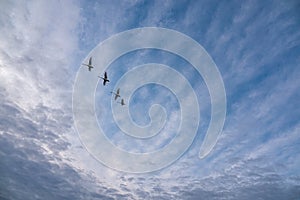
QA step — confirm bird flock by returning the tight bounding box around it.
[82,56,125,106]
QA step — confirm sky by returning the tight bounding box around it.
[0,0,299,199]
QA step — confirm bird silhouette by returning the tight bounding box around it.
[118,98,125,106]
[82,57,93,71]
[111,88,121,100]
[98,72,110,85]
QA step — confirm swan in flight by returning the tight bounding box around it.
[111,88,121,100]
[98,72,110,85]
[118,98,125,106]
[82,57,93,71]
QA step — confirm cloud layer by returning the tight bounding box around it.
[1,0,299,199]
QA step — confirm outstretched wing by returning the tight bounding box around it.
[88,57,92,65]
[104,71,107,79]
[116,88,120,95]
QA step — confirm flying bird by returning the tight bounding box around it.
[111,88,121,100]
[98,72,110,85]
[118,98,125,106]
[82,57,93,71]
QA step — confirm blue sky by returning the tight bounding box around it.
[0,0,300,199]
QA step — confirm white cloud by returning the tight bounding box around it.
[0,0,80,110]
[1,0,300,199]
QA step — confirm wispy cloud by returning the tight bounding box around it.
[0,0,80,110]
[1,0,300,199]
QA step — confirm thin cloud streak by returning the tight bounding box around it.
[1,0,299,199]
